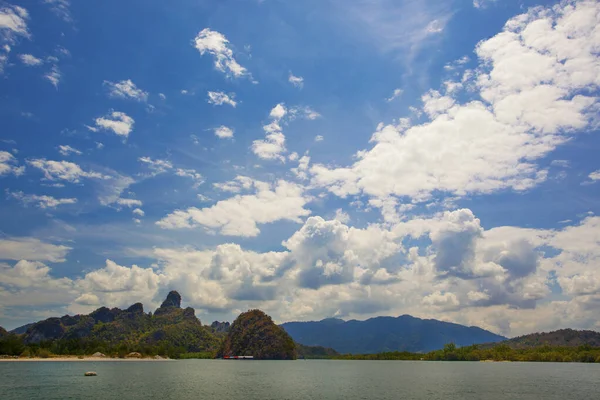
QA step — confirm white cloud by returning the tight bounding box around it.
[43,0,71,22]
[94,111,135,138]
[386,88,403,102]
[0,5,29,36]
[76,260,166,309]
[213,176,255,193]
[314,135,324,142]
[138,157,203,187]
[8,191,77,209]
[0,151,24,176]
[57,145,82,156]
[175,168,204,187]
[157,180,311,237]
[133,208,145,216]
[0,3,29,74]
[0,237,71,262]
[95,142,104,149]
[422,291,460,308]
[27,159,108,183]
[473,0,499,9]
[44,65,61,87]
[311,1,600,207]
[18,53,42,66]
[207,91,236,107]
[104,79,148,102]
[193,28,248,78]
[214,125,234,139]
[588,170,600,181]
[289,73,304,88]
[116,198,143,208]
[158,93,166,100]
[252,103,288,161]
[270,103,287,120]
[334,208,350,224]
[138,156,173,175]
[291,155,310,180]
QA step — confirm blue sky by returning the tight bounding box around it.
[1,0,599,336]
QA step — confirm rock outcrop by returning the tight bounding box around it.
[19,291,218,354]
[211,321,231,333]
[0,326,7,338]
[160,291,181,308]
[219,310,296,360]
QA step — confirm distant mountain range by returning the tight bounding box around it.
[494,329,600,349]
[281,315,507,353]
[4,294,600,358]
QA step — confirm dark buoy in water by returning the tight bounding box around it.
[84,371,97,376]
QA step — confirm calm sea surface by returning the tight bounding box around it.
[1,360,599,399]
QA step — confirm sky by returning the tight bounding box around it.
[0,0,599,337]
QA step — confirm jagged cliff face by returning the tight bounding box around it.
[219,310,296,360]
[20,291,218,353]
[211,321,231,333]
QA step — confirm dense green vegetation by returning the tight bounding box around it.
[0,291,225,359]
[487,329,600,349]
[219,309,297,360]
[331,343,600,363]
[296,343,339,359]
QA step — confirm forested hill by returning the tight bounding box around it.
[496,329,600,349]
[281,315,506,354]
[9,291,220,356]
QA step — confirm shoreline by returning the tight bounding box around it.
[0,356,173,362]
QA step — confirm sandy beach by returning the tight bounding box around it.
[0,356,172,362]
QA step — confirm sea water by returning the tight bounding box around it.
[1,359,599,399]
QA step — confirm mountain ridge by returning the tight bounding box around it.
[281,314,506,354]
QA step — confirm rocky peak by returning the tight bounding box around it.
[211,321,231,333]
[160,291,182,309]
[126,303,144,314]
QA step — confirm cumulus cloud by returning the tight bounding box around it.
[252,104,320,162]
[0,151,25,176]
[214,125,234,139]
[104,79,148,102]
[193,28,248,78]
[57,145,82,156]
[0,5,29,73]
[2,208,600,336]
[213,175,255,193]
[27,159,108,183]
[311,1,600,209]
[0,237,71,262]
[44,65,61,87]
[157,180,311,237]
[386,88,403,102]
[8,191,77,209]
[93,111,135,138]
[252,104,288,161]
[207,91,236,107]
[116,198,142,208]
[588,170,600,182]
[18,53,42,66]
[289,72,304,88]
